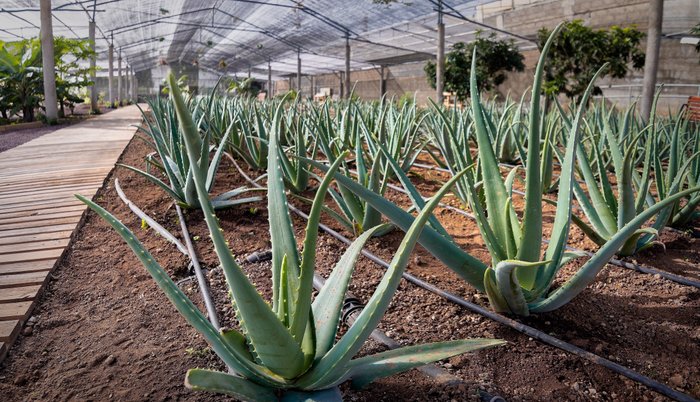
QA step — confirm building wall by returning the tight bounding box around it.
[273,0,699,110]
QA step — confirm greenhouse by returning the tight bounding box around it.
[0,0,699,400]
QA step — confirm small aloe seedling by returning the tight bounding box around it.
[77,72,503,401]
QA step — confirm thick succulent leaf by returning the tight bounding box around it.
[76,195,285,386]
[297,170,468,389]
[311,224,387,361]
[167,73,305,379]
[516,23,564,270]
[347,339,505,390]
[470,48,516,261]
[303,158,488,289]
[494,259,550,316]
[531,185,700,312]
[267,100,302,321]
[185,369,278,402]
[292,152,349,344]
[538,64,610,294]
[376,142,451,238]
[117,163,185,204]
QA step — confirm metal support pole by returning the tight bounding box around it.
[117,48,122,106]
[88,19,97,113]
[108,41,114,107]
[436,0,445,105]
[344,36,351,99]
[40,0,58,122]
[132,67,137,102]
[297,49,302,97]
[640,0,664,121]
[339,72,344,99]
[267,60,272,98]
[379,65,386,100]
[311,75,315,98]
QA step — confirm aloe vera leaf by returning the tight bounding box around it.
[539,63,610,293]
[484,268,510,313]
[377,142,451,238]
[206,128,235,192]
[185,369,279,402]
[292,152,349,344]
[346,339,505,390]
[297,170,469,389]
[76,195,286,386]
[517,25,565,268]
[470,48,517,260]
[312,224,387,361]
[618,131,647,229]
[305,158,488,288]
[168,74,305,379]
[117,164,185,204]
[532,185,700,312]
[267,101,302,321]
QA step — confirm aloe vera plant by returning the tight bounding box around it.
[77,72,503,401]
[312,24,700,316]
[563,93,700,256]
[123,96,261,210]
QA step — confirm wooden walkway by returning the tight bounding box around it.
[0,106,141,362]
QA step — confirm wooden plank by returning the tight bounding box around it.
[0,271,49,289]
[0,216,82,231]
[0,259,56,275]
[0,181,104,198]
[0,342,7,363]
[0,286,41,303]
[0,204,85,220]
[0,223,79,239]
[0,186,98,204]
[0,249,64,264]
[0,231,73,246]
[0,238,70,255]
[0,211,84,225]
[0,301,34,321]
[0,320,20,342]
[0,200,86,214]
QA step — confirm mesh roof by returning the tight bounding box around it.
[0,0,537,80]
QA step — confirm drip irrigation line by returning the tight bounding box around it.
[228,155,697,402]
[113,179,222,330]
[407,163,699,288]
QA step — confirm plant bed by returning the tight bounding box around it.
[1,122,698,401]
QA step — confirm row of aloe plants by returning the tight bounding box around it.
[78,26,700,400]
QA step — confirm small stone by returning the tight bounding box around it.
[413,256,423,266]
[21,326,33,336]
[13,376,27,386]
[669,374,684,387]
[572,382,580,391]
[105,355,116,366]
[588,388,597,396]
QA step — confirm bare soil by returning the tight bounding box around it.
[0,132,698,401]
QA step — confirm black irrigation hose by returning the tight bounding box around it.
[406,165,700,289]
[230,157,698,402]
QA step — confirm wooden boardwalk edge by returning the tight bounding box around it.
[0,105,142,364]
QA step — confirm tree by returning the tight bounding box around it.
[538,20,645,99]
[54,37,96,117]
[0,37,95,122]
[425,32,524,102]
[0,39,43,122]
[691,22,700,54]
